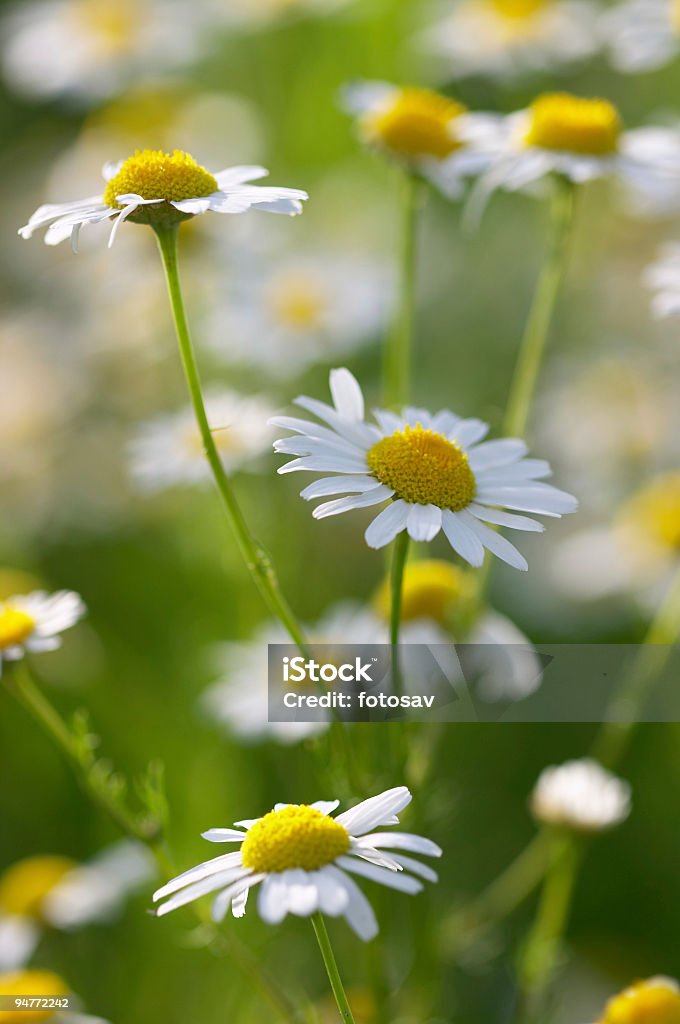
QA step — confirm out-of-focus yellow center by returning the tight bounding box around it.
[0,856,77,919]
[619,473,680,552]
[524,93,622,155]
[269,273,327,330]
[599,978,680,1024]
[671,0,680,34]
[103,149,218,209]
[74,0,139,50]
[241,806,350,873]
[367,426,476,510]
[489,0,547,17]
[0,970,69,1023]
[0,605,35,651]
[374,559,473,623]
[364,88,467,160]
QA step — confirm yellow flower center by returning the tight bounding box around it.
[269,273,327,330]
[619,472,680,552]
[367,426,476,511]
[490,0,547,17]
[0,970,69,1023]
[599,978,680,1024]
[241,805,350,873]
[0,857,77,919]
[0,605,35,651]
[102,149,218,210]
[524,93,622,156]
[374,559,473,623]
[363,88,467,160]
[74,0,139,51]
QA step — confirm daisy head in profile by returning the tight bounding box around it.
[0,590,84,675]
[153,787,440,939]
[271,368,577,571]
[342,81,493,198]
[595,977,680,1023]
[19,149,308,250]
[531,758,631,833]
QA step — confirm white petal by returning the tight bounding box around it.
[475,485,578,516]
[310,800,340,816]
[330,368,365,421]
[468,438,528,472]
[364,500,410,549]
[0,915,40,971]
[459,510,528,571]
[153,852,243,901]
[313,486,392,520]
[300,476,380,500]
[358,832,442,858]
[466,504,544,533]
[336,857,423,894]
[281,869,321,917]
[450,418,489,447]
[441,510,485,567]
[278,454,370,475]
[212,874,264,923]
[325,866,379,941]
[201,828,248,843]
[315,867,350,916]
[258,874,290,924]
[215,166,270,187]
[335,786,412,836]
[155,867,251,916]
[406,503,442,542]
[389,854,438,883]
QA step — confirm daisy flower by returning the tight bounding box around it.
[530,758,631,832]
[421,0,598,79]
[0,969,108,1023]
[645,242,680,318]
[601,0,680,73]
[271,368,577,570]
[0,843,154,971]
[596,977,680,1023]
[18,149,308,250]
[0,590,85,674]
[342,81,494,198]
[153,787,440,939]
[128,389,277,492]
[461,91,680,195]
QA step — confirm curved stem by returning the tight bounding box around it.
[503,176,575,440]
[390,532,410,698]
[154,224,310,658]
[384,174,422,409]
[311,913,357,1024]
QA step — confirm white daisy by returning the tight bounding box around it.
[645,243,680,318]
[460,92,680,196]
[19,149,308,251]
[153,786,440,939]
[0,843,154,971]
[0,968,109,1023]
[128,389,277,493]
[530,758,631,832]
[271,368,577,570]
[600,0,680,73]
[0,590,85,674]
[421,0,598,79]
[342,82,494,199]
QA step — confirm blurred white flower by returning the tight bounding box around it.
[601,0,680,73]
[531,758,631,832]
[0,590,85,674]
[272,367,577,568]
[0,843,154,970]
[645,242,680,317]
[0,968,109,1022]
[128,390,276,492]
[153,786,440,939]
[342,82,494,198]
[1,0,203,103]
[422,0,598,78]
[19,150,307,250]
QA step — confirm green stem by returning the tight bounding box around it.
[384,173,422,409]
[312,913,357,1024]
[390,532,410,698]
[154,224,310,658]
[503,177,575,440]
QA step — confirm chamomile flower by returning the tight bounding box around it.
[342,82,493,198]
[0,591,85,674]
[0,843,154,971]
[462,92,680,195]
[128,390,276,492]
[422,0,598,79]
[19,150,308,250]
[531,759,631,832]
[601,0,680,73]
[153,787,440,939]
[596,977,680,1023]
[645,243,680,318]
[271,368,577,570]
[0,969,108,1023]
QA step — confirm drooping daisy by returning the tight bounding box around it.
[0,969,108,1023]
[600,0,680,73]
[342,82,494,198]
[128,390,277,492]
[0,591,85,674]
[531,758,631,832]
[0,843,154,971]
[645,243,680,318]
[19,150,308,250]
[596,977,680,1024]
[271,368,577,570]
[421,0,598,79]
[153,787,440,939]
[460,92,680,195]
